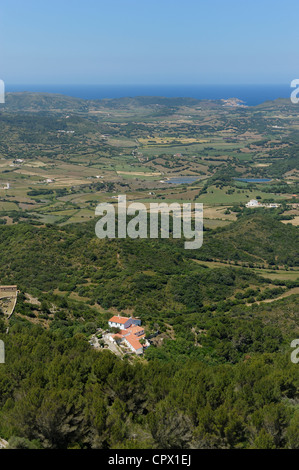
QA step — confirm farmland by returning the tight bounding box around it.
[0,93,299,230]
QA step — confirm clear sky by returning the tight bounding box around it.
[0,0,298,85]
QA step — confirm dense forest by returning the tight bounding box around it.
[0,326,298,449]
[192,212,299,267]
[0,212,298,449]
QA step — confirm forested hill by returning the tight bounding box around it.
[3,92,90,113]
[0,214,298,312]
[0,213,298,336]
[0,213,297,313]
[1,92,203,114]
[193,213,299,267]
[2,92,289,114]
[0,214,299,449]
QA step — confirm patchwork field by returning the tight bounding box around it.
[0,94,298,227]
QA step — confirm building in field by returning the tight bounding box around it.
[246,199,281,209]
[246,199,260,208]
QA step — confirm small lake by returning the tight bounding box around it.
[162,176,200,185]
[234,178,272,183]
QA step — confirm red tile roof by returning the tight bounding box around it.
[119,325,144,336]
[127,325,144,335]
[125,333,143,351]
[119,329,129,336]
[109,316,130,325]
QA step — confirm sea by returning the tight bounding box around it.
[5,84,293,107]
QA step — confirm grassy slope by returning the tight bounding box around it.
[193,212,299,266]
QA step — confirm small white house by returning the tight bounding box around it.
[246,199,260,208]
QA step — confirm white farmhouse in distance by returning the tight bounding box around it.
[246,199,281,209]
[246,199,260,208]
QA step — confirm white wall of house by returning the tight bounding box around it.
[108,319,132,330]
[134,329,144,337]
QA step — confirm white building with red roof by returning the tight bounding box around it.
[108,315,141,330]
[108,315,133,330]
[123,334,143,355]
[108,316,145,354]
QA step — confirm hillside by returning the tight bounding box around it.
[194,213,299,267]
[0,92,298,450]
[2,92,220,114]
[0,216,298,337]
[0,220,271,317]
[0,217,298,449]
[3,92,90,113]
[1,92,295,115]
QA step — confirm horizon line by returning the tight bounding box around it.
[5,83,291,87]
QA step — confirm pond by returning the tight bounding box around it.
[234,178,272,183]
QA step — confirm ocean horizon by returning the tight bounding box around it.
[5,83,293,107]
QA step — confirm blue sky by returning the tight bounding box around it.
[0,0,298,85]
